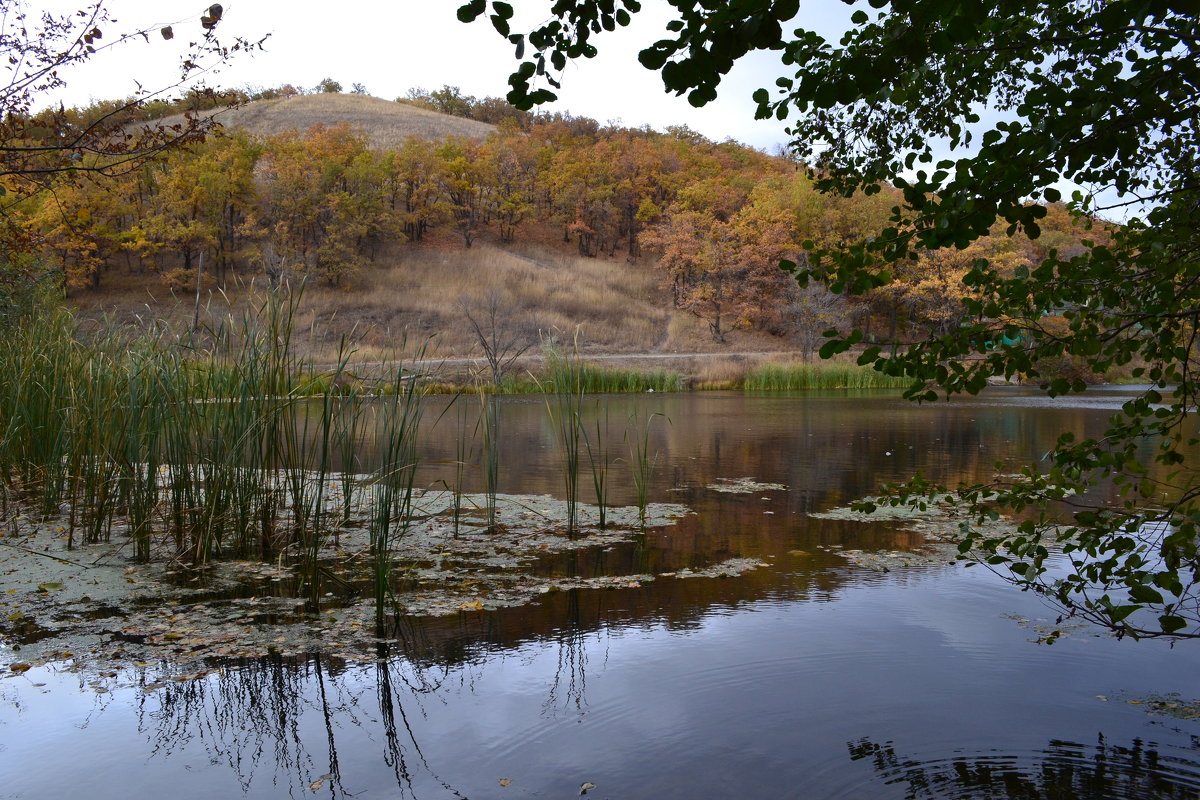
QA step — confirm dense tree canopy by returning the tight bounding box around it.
[462,0,1200,639]
[0,0,264,303]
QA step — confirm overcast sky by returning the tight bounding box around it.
[40,0,856,152]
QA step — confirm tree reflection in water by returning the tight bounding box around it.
[137,647,464,799]
[849,735,1200,800]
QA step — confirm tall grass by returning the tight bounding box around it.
[543,360,684,394]
[544,340,585,535]
[367,362,425,630]
[423,363,684,395]
[477,391,500,530]
[626,409,665,525]
[742,362,910,391]
[0,292,390,568]
[583,404,611,530]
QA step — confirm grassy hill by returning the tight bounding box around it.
[194,93,496,147]
[71,94,804,381]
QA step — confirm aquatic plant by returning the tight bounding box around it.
[477,391,500,531]
[367,360,425,630]
[743,362,909,391]
[583,404,612,529]
[544,338,586,534]
[626,409,666,525]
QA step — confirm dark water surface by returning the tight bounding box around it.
[4,388,1200,799]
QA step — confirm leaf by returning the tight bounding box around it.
[1128,584,1164,605]
[457,0,487,22]
[498,778,512,787]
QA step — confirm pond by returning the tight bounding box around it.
[3,387,1200,799]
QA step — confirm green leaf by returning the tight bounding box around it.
[1109,605,1140,622]
[1128,584,1164,605]
[457,0,486,22]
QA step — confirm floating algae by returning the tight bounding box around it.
[0,491,697,673]
[811,494,1024,571]
[704,478,787,494]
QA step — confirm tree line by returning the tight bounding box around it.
[12,89,1103,352]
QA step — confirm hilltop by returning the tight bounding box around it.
[179,92,497,148]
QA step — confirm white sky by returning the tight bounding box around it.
[39,0,856,152]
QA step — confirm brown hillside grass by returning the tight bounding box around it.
[169,93,496,146]
[69,231,805,374]
[294,235,668,361]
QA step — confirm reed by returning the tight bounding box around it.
[582,403,611,529]
[0,290,375,567]
[477,391,500,530]
[544,339,585,535]
[449,396,472,536]
[367,360,425,630]
[742,362,910,391]
[626,409,665,525]
[544,360,684,394]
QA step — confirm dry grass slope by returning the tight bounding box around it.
[186,93,496,146]
[295,238,669,361]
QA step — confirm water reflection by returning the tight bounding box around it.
[849,735,1200,800]
[137,650,465,798]
[6,388,1200,799]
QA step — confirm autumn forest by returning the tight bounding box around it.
[16,85,1103,356]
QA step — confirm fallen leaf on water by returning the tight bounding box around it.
[580,782,595,795]
[498,778,511,787]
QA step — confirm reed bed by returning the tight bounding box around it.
[432,363,684,394]
[0,294,424,608]
[742,362,910,391]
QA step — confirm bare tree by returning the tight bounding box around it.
[458,290,536,386]
[787,282,854,362]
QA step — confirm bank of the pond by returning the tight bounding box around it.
[392,359,912,394]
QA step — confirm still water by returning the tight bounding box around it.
[4,388,1200,799]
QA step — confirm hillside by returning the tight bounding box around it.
[67,93,807,374]
[41,92,1103,384]
[70,227,799,382]
[195,93,496,147]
